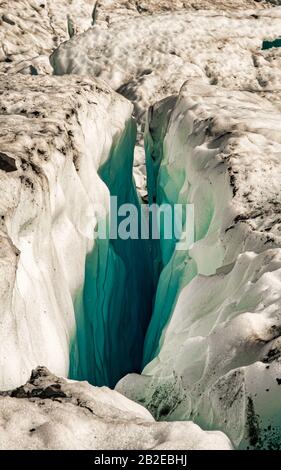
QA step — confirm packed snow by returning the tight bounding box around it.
[50,3,281,201]
[0,366,232,450]
[0,0,94,74]
[51,6,281,124]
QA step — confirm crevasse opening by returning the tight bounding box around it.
[69,117,156,388]
[262,38,281,50]
[68,99,195,389]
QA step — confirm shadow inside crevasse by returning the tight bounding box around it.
[69,118,155,388]
[262,38,281,50]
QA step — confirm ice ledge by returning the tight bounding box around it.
[0,366,232,450]
[117,80,281,450]
[0,74,132,390]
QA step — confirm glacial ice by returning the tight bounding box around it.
[0,73,153,390]
[1,0,281,451]
[70,116,154,387]
[262,38,281,49]
[0,67,231,452]
[0,367,232,450]
[0,0,94,74]
[117,80,281,449]
[50,6,281,125]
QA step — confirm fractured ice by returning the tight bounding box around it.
[1,0,281,451]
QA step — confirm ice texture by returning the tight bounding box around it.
[0,367,232,450]
[1,0,281,451]
[50,3,281,201]
[0,0,94,74]
[50,6,281,124]
[116,80,281,449]
[0,73,153,390]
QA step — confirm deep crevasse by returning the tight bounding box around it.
[0,72,233,449]
[70,117,154,387]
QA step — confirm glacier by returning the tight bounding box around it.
[1,0,281,451]
[50,5,281,124]
[0,73,153,390]
[0,68,231,452]
[117,79,281,449]
[0,0,94,74]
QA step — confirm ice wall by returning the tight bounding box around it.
[0,74,152,390]
[0,366,232,450]
[117,80,281,449]
[70,117,154,387]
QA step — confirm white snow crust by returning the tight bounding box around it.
[51,5,281,123]
[0,367,232,450]
[0,0,94,74]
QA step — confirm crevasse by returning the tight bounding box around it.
[68,92,212,387]
[68,95,208,387]
[142,96,215,367]
[69,117,155,388]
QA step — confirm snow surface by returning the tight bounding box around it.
[116,79,281,449]
[0,366,232,450]
[0,0,94,74]
[51,6,281,125]
[82,0,279,25]
[50,3,281,200]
